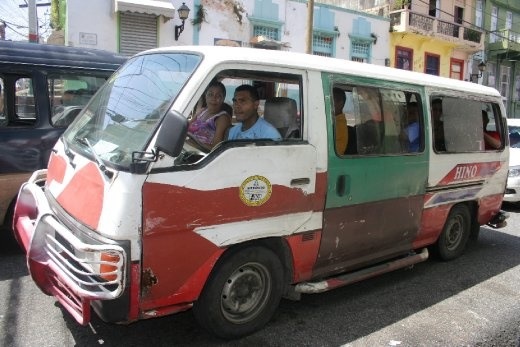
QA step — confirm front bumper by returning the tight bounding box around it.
[13,170,127,325]
[504,175,520,202]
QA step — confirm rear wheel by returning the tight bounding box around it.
[193,246,284,339]
[434,204,471,260]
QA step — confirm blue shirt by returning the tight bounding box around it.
[228,117,282,141]
[406,122,420,152]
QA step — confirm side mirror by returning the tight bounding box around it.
[155,110,188,157]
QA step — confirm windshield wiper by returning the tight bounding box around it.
[77,137,106,172]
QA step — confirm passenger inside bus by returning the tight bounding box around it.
[431,98,446,151]
[356,87,383,154]
[482,110,501,150]
[228,84,281,140]
[332,87,348,154]
[188,80,232,151]
[263,96,299,139]
[401,101,420,152]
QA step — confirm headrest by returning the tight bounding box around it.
[264,97,299,138]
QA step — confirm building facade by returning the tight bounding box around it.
[387,0,484,80]
[481,0,520,118]
[55,0,390,66]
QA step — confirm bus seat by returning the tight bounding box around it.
[264,97,300,139]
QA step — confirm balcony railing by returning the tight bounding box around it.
[488,29,520,54]
[390,9,484,51]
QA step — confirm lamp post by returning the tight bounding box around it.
[174,2,190,41]
[470,61,486,83]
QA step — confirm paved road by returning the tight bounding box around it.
[1,204,519,347]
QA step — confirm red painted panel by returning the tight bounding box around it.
[414,201,452,248]
[56,162,103,229]
[46,152,66,185]
[477,194,503,225]
[128,263,141,321]
[140,216,226,309]
[143,183,323,235]
[285,231,322,282]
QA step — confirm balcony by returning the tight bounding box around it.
[390,9,484,52]
[488,29,520,57]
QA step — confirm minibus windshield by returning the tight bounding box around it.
[63,52,201,169]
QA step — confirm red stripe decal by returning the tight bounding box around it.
[438,161,502,185]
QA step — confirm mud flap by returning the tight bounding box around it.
[487,210,509,228]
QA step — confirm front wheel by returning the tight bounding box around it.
[433,204,471,260]
[193,246,284,339]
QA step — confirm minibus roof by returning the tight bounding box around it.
[0,41,127,71]
[141,45,500,98]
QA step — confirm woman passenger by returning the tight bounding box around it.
[188,80,231,150]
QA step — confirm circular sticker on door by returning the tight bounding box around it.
[239,175,272,206]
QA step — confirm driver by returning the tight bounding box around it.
[228,85,281,141]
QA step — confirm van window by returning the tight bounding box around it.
[15,77,36,123]
[49,74,109,127]
[219,71,302,137]
[430,96,503,152]
[334,84,422,155]
[0,78,5,126]
[177,69,303,165]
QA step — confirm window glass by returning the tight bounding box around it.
[396,47,412,70]
[64,53,201,168]
[0,78,5,126]
[351,40,371,63]
[313,34,334,57]
[49,74,109,127]
[253,26,279,40]
[178,69,303,165]
[15,77,36,123]
[334,84,422,156]
[430,96,503,153]
[509,125,520,148]
[425,54,440,75]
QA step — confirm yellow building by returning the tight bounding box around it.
[388,0,483,80]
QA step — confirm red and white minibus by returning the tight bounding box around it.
[13,46,508,338]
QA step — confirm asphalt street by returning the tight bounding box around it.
[1,204,519,347]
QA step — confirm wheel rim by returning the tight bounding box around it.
[445,214,464,251]
[220,262,272,324]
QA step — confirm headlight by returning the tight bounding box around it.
[509,165,520,177]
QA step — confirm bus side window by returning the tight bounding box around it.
[345,86,422,155]
[436,96,503,153]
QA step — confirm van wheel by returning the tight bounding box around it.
[434,204,471,260]
[193,247,283,339]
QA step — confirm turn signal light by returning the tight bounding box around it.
[100,252,119,281]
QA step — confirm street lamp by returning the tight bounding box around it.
[174,2,190,41]
[469,61,486,82]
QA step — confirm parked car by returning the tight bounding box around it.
[504,118,520,203]
[0,41,126,231]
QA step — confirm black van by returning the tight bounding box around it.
[0,41,126,230]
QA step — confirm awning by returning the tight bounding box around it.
[113,0,175,19]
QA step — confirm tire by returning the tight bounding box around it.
[192,246,284,339]
[434,204,471,260]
